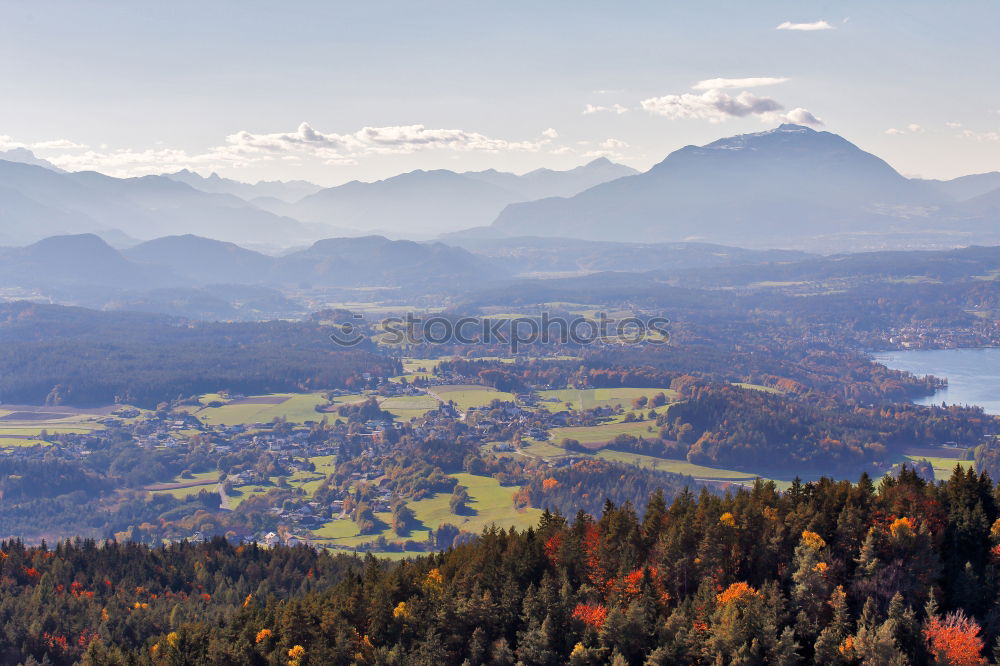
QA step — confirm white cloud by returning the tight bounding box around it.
[24,122,561,177]
[693,77,788,90]
[781,107,824,126]
[776,20,834,31]
[641,89,784,123]
[31,139,89,150]
[946,122,963,128]
[582,103,628,115]
[883,124,924,136]
[0,135,88,151]
[600,138,629,149]
[961,129,1000,142]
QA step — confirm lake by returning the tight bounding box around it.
[875,348,1000,415]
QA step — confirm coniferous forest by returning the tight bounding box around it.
[4,466,1000,665]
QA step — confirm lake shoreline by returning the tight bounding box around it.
[875,348,1000,415]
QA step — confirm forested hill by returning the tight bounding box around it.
[4,467,1000,664]
[0,302,397,407]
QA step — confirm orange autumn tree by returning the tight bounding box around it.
[572,603,608,629]
[924,611,986,666]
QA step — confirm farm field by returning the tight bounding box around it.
[548,420,659,447]
[903,454,974,479]
[431,385,516,411]
[594,449,769,483]
[518,440,569,459]
[401,358,447,374]
[0,437,52,449]
[312,473,541,551]
[381,395,441,421]
[392,357,449,382]
[536,387,675,412]
[145,471,221,499]
[0,405,114,436]
[186,392,366,426]
[0,426,96,435]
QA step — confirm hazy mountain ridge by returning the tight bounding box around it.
[0,160,320,247]
[268,158,638,236]
[4,129,1000,253]
[447,235,813,274]
[0,232,506,295]
[0,147,65,172]
[915,171,1000,201]
[163,169,324,203]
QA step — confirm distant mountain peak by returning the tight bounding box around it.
[0,147,66,173]
[485,124,948,248]
[162,169,322,204]
[775,123,815,133]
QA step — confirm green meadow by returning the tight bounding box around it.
[536,387,676,412]
[548,420,659,447]
[145,471,221,499]
[186,392,366,426]
[381,394,441,421]
[431,385,516,411]
[0,438,52,449]
[903,454,974,479]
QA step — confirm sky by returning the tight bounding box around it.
[1,1,998,185]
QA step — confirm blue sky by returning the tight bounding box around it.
[1,1,997,184]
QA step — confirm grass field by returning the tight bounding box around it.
[431,385,516,411]
[518,440,569,458]
[187,392,366,426]
[732,383,783,394]
[536,387,675,412]
[311,473,541,550]
[402,358,444,372]
[0,408,109,436]
[145,471,221,499]
[0,437,51,448]
[548,420,659,447]
[0,426,98,435]
[594,449,770,482]
[381,395,441,421]
[903,455,974,480]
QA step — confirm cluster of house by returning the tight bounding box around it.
[886,326,993,349]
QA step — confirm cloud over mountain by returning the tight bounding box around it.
[5,123,565,178]
[641,90,785,122]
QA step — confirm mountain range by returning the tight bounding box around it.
[256,158,638,236]
[0,159,328,248]
[2,127,1000,252]
[163,169,324,203]
[0,233,505,295]
[0,232,827,318]
[471,124,1000,250]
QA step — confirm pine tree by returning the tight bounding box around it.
[813,586,853,665]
